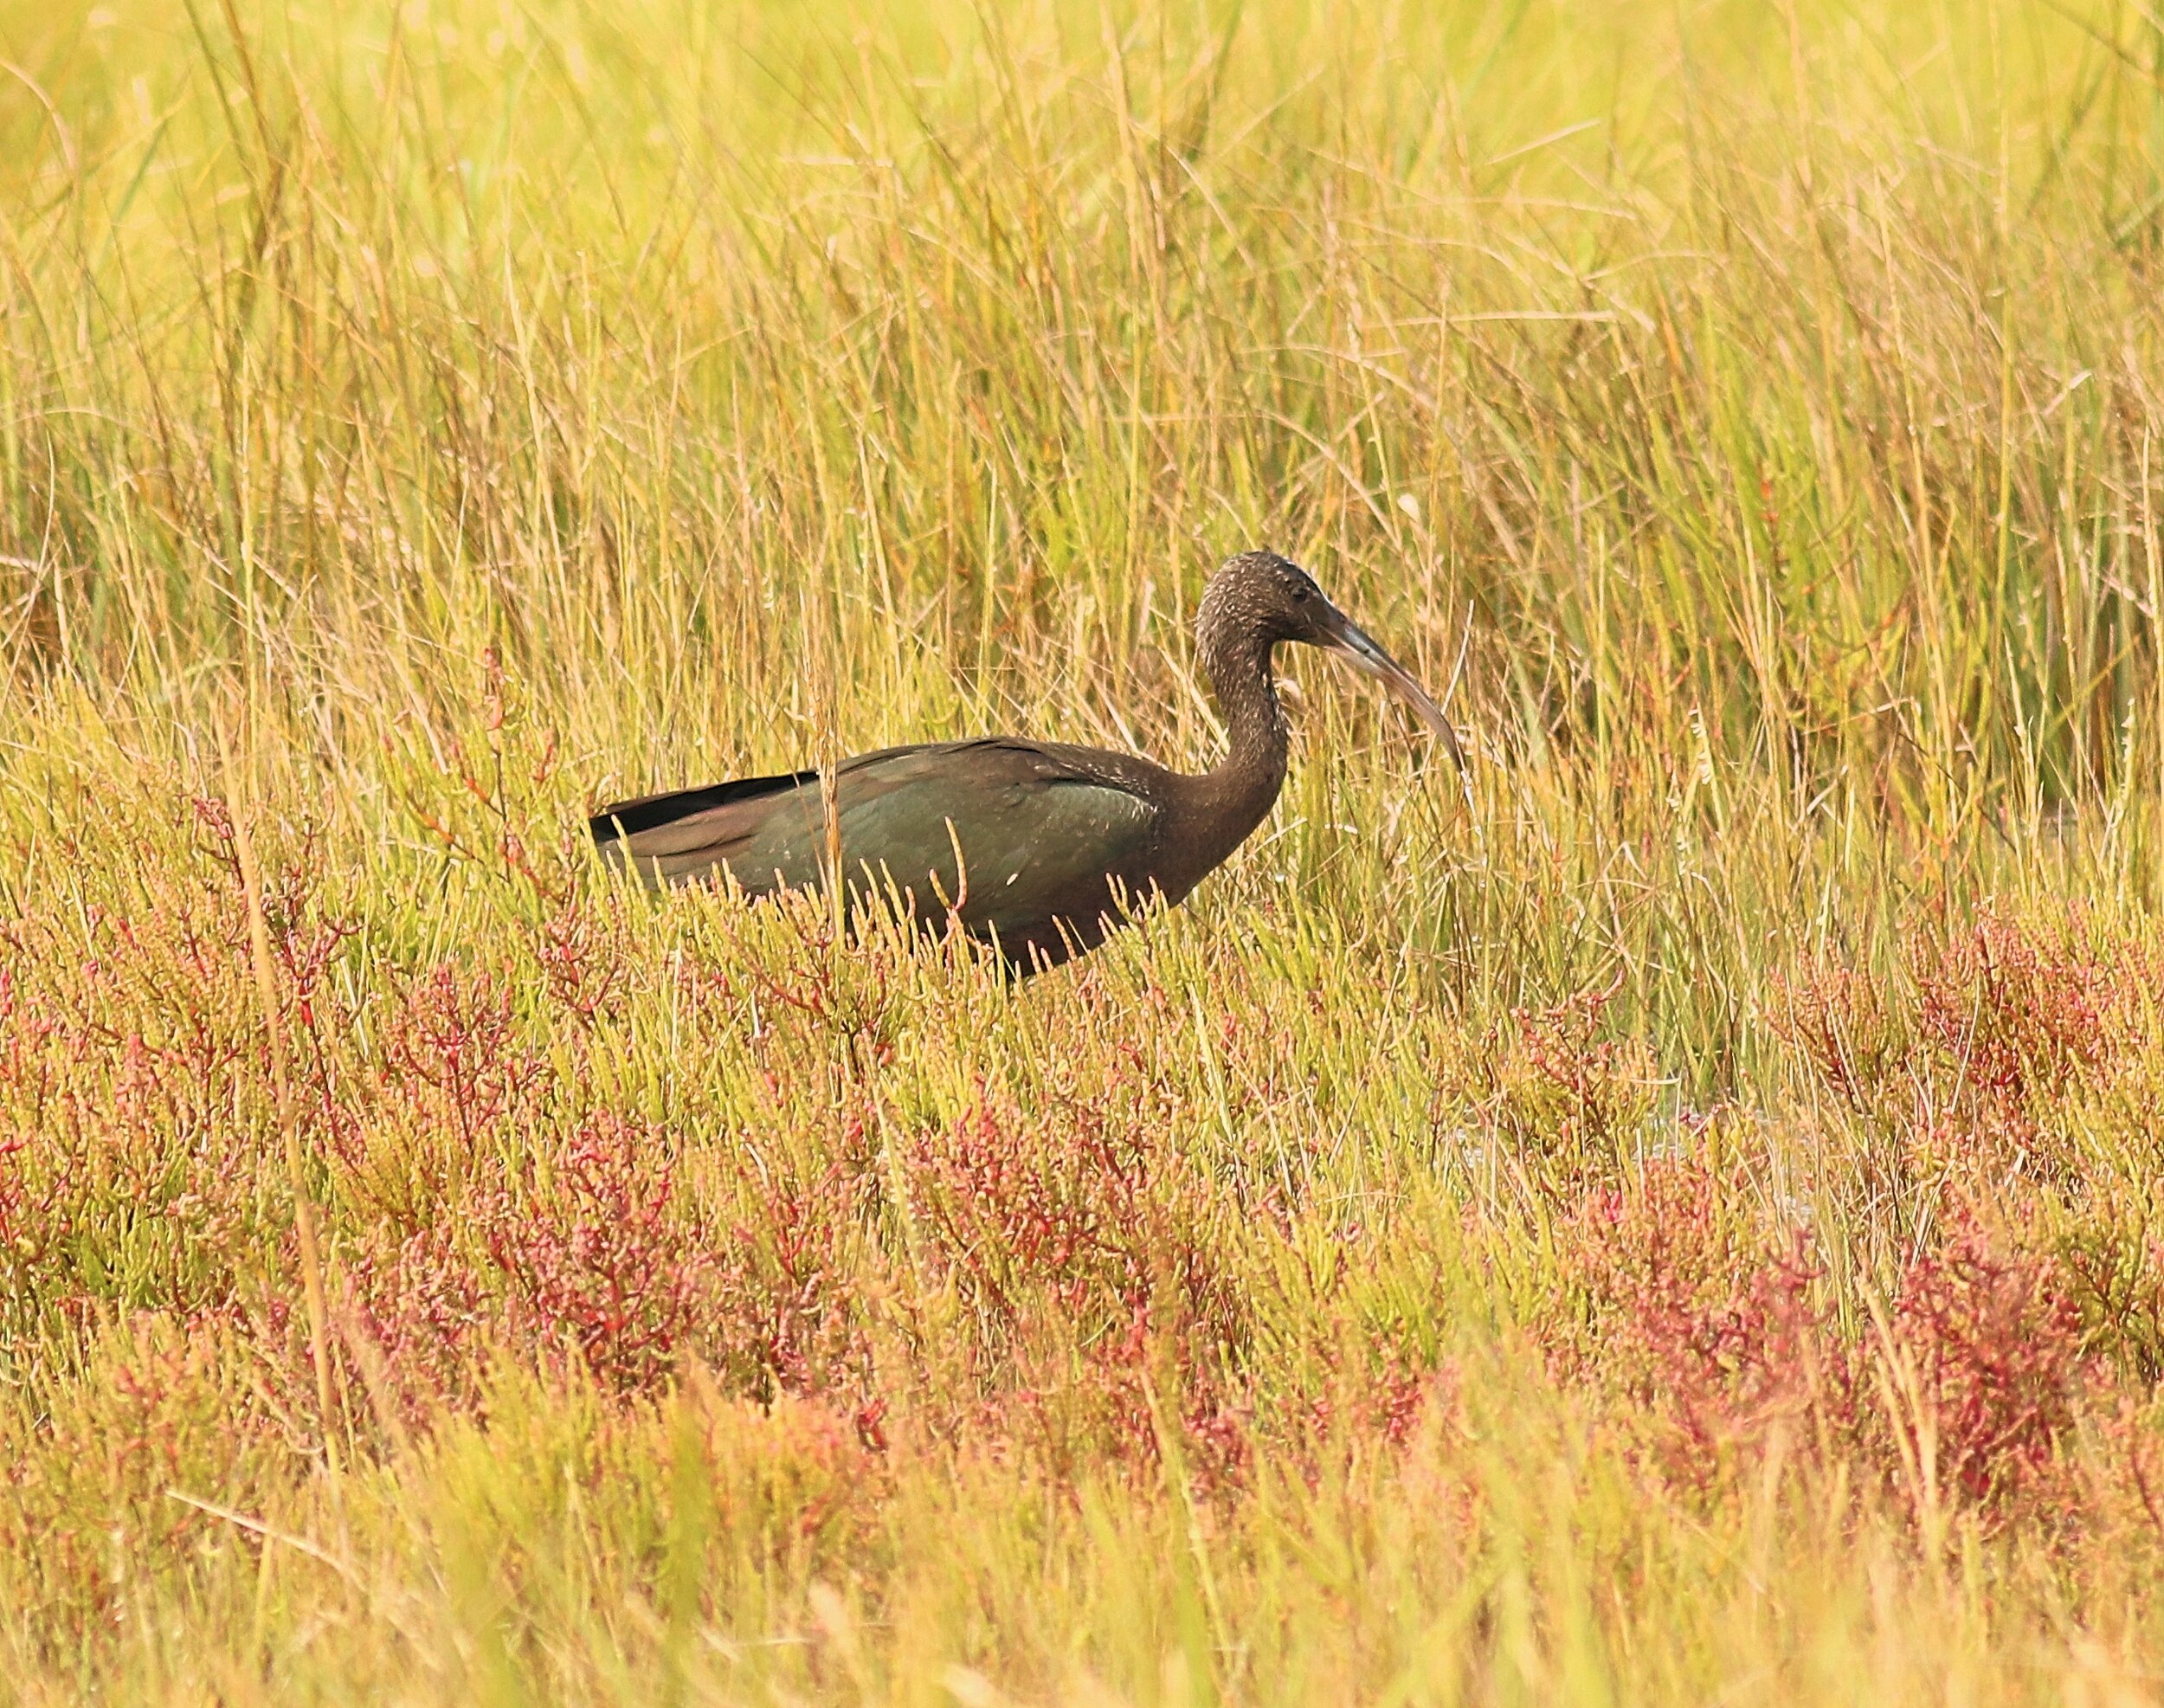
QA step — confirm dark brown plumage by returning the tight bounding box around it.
[591,551,1461,973]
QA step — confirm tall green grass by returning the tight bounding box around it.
[7,0,2164,1701]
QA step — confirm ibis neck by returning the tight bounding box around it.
[1194,632,1290,850]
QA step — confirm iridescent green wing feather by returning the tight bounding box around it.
[817,744,1161,945]
[594,741,1161,951]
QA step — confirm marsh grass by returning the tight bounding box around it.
[7,0,2164,1700]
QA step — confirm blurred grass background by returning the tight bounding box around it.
[10,0,2164,1068]
[7,0,2164,1701]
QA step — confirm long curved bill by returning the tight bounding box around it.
[1321,608,1465,769]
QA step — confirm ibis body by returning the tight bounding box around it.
[591,551,1459,973]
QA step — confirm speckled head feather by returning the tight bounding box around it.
[1195,550,1338,674]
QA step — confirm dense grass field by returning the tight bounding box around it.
[11,0,2164,1698]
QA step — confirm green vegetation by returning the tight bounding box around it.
[8,0,2164,1698]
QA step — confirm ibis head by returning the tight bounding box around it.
[1197,551,1463,766]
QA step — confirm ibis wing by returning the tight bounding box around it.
[811,744,1159,941]
[845,762,1162,951]
[592,743,1163,949]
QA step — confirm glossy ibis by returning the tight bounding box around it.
[591,550,1462,972]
